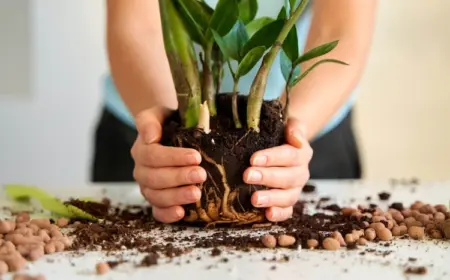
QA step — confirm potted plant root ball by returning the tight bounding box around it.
[159,0,348,227]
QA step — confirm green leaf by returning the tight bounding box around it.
[238,0,258,24]
[175,0,212,45]
[245,17,275,38]
[283,24,299,62]
[211,29,232,60]
[277,6,287,20]
[197,0,215,14]
[292,58,348,85]
[242,19,285,56]
[293,40,339,66]
[208,0,239,37]
[280,49,300,86]
[236,46,266,78]
[222,20,249,61]
[289,0,299,11]
[4,184,98,221]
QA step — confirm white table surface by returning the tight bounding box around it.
[0,180,449,280]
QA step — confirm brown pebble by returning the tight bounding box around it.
[30,219,50,229]
[369,222,385,232]
[344,233,354,244]
[364,228,376,241]
[53,241,65,252]
[362,221,370,228]
[392,212,404,223]
[357,238,367,246]
[306,239,318,249]
[332,231,346,246]
[392,226,403,236]
[429,229,443,239]
[411,201,424,210]
[0,260,8,275]
[37,230,50,243]
[435,204,448,213]
[416,214,429,225]
[27,224,39,235]
[56,218,69,228]
[0,221,12,234]
[378,228,393,241]
[386,220,394,230]
[322,237,340,250]
[402,209,412,218]
[441,220,450,239]
[5,254,27,271]
[44,243,56,254]
[277,235,296,247]
[372,216,386,223]
[341,208,355,216]
[96,262,110,275]
[408,226,425,240]
[261,235,276,248]
[434,212,445,222]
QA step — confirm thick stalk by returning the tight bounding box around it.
[202,42,217,116]
[232,78,242,128]
[246,0,309,131]
[160,0,201,128]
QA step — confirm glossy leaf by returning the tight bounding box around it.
[197,0,215,14]
[245,17,275,38]
[238,0,258,24]
[290,0,299,11]
[293,40,339,66]
[209,0,239,37]
[222,20,249,61]
[283,24,299,63]
[292,58,348,85]
[176,0,212,45]
[280,49,300,86]
[4,184,98,221]
[278,5,288,20]
[211,29,232,60]
[242,19,285,56]
[236,46,266,78]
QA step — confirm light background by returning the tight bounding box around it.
[0,0,449,186]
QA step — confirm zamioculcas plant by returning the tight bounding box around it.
[159,0,348,227]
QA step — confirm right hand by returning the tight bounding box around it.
[131,107,206,223]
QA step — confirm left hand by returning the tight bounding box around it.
[243,117,313,222]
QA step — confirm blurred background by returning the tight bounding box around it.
[0,0,449,186]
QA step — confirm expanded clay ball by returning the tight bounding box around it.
[307,239,318,249]
[357,238,367,246]
[441,220,450,239]
[332,231,346,246]
[377,228,393,241]
[322,237,340,250]
[261,235,276,248]
[364,228,376,241]
[408,226,425,240]
[0,260,8,275]
[96,262,110,275]
[429,229,443,239]
[15,213,30,224]
[434,212,446,222]
[344,233,354,244]
[277,235,296,247]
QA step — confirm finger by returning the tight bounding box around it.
[133,143,201,168]
[285,118,307,149]
[250,144,305,167]
[141,185,201,208]
[152,206,185,223]
[243,166,309,189]
[251,187,300,208]
[135,108,164,144]
[265,206,293,222]
[134,166,206,189]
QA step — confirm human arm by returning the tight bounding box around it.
[106,0,178,121]
[282,0,378,140]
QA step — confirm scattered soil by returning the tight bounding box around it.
[378,192,391,201]
[160,94,285,226]
[404,266,427,275]
[302,183,316,193]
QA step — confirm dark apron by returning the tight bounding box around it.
[90,107,362,182]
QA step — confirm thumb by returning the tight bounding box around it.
[135,109,163,144]
[285,118,307,149]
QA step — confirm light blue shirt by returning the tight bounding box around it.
[103,1,357,141]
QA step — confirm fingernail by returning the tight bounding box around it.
[252,156,267,166]
[247,170,262,183]
[255,193,269,207]
[187,152,201,164]
[188,168,205,182]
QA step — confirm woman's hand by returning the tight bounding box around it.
[245,117,313,222]
[131,108,206,223]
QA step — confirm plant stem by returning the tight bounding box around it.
[232,78,242,128]
[283,69,295,123]
[246,0,309,131]
[202,41,217,116]
[160,0,201,128]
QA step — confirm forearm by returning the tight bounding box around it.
[285,0,377,140]
[106,1,178,120]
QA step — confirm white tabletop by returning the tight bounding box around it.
[0,180,449,280]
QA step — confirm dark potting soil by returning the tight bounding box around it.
[302,183,316,193]
[378,192,391,201]
[160,94,285,225]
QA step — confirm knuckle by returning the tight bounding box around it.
[287,194,298,206]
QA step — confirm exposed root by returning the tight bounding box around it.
[251,223,272,229]
[235,214,265,226]
[205,219,240,229]
[233,130,250,150]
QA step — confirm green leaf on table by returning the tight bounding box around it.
[238,0,258,24]
[208,0,239,37]
[245,17,275,38]
[175,0,212,45]
[4,184,98,221]
[242,19,285,56]
[236,46,266,78]
[280,49,300,87]
[293,40,339,66]
[222,20,249,61]
[292,58,348,86]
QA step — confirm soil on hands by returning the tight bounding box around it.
[161,94,285,226]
